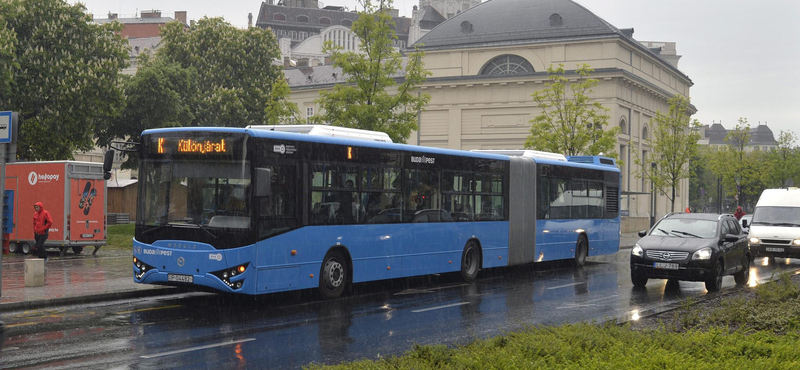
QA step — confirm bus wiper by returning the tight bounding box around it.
[186,221,219,239]
[671,230,701,238]
[142,223,169,235]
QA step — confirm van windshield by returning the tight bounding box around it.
[752,207,800,227]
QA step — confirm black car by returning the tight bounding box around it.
[630,213,751,292]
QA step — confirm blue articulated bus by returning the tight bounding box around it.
[114,126,620,298]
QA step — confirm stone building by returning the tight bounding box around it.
[698,122,778,151]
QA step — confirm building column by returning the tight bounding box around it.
[448,108,462,149]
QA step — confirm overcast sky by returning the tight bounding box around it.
[73,0,800,137]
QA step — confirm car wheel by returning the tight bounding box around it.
[573,236,588,267]
[461,241,481,282]
[319,250,348,299]
[734,254,750,285]
[631,273,648,288]
[705,259,724,292]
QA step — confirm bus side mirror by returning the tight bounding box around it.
[103,150,114,180]
[255,168,272,197]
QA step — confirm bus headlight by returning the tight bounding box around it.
[692,248,712,260]
[631,244,643,257]
[749,237,760,244]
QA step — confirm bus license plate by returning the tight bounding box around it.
[766,247,784,252]
[653,262,679,270]
[168,274,193,283]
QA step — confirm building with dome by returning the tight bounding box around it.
[284,0,694,230]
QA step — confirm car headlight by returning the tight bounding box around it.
[631,244,643,257]
[794,239,800,246]
[692,247,712,260]
[749,237,760,244]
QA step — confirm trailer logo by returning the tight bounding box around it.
[27,171,59,185]
[209,253,223,262]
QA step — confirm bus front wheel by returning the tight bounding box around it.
[574,236,588,267]
[319,250,348,299]
[461,241,481,282]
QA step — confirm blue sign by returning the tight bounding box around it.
[3,189,13,234]
[0,111,11,143]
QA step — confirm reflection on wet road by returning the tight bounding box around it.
[2,254,798,369]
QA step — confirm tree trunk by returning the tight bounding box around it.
[671,186,676,212]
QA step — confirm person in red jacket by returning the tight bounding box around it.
[33,202,53,261]
[734,206,746,221]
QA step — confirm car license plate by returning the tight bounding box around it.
[653,262,679,270]
[168,274,193,283]
[766,247,784,252]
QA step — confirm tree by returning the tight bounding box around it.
[98,17,298,167]
[525,64,619,158]
[314,0,430,143]
[707,118,767,209]
[634,95,701,212]
[0,0,129,160]
[765,130,799,187]
[96,55,195,169]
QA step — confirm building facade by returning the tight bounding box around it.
[699,122,778,151]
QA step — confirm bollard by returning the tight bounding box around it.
[24,258,45,287]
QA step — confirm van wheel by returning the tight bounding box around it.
[8,242,18,253]
[21,242,31,255]
[461,241,481,282]
[72,246,84,254]
[319,250,348,299]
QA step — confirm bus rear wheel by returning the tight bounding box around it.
[461,241,481,282]
[319,250,348,299]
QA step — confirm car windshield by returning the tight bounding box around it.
[140,159,251,229]
[651,218,718,239]
[752,207,800,227]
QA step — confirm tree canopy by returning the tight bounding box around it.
[0,0,129,160]
[525,64,619,158]
[314,0,430,143]
[98,17,297,168]
[634,95,701,212]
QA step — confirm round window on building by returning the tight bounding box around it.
[479,55,534,75]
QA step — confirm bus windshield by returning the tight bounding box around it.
[140,159,251,229]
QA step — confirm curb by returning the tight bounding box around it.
[0,286,179,312]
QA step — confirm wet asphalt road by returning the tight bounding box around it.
[2,252,799,369]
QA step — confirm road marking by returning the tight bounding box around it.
[412,302,470,313]
[116,304,183,315]
[1,347,20,351]
[5,322,37,328]
[140,338,256,359]
[546,282,585,290]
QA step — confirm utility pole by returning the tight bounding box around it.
[0,111,18,334]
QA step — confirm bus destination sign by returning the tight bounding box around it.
[157,137,228,155]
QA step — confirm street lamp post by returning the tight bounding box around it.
[650,162,656,227]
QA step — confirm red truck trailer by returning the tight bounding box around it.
[5,161,107,256]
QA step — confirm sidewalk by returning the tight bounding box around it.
[0,248,175,311]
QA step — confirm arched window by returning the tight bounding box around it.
[273,13,286,21]
[341,19,353,27]
[479,55,534,75]
[297,15,309,23]
[619,117,628,135]
[642,124,649,141]
[319,17,331,25]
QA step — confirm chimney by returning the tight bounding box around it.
[174,11,187,25]
[619,28,634,38]
[141,10,161,18]
[248,13,253,28]
[108,12,118,20]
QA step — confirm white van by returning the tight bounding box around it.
[747,188,800,259]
